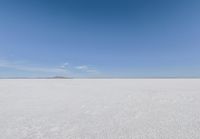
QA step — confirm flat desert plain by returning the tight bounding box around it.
[0,79,200,139]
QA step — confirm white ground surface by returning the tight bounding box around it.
[0,79,200,139]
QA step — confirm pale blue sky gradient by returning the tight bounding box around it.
[0,0,200,77]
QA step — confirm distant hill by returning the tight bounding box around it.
[50,76,72,79]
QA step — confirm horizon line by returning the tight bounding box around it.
[1,76,200,79]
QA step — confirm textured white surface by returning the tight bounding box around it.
[0,79,200,139]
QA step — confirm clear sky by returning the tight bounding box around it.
[0,0,200,78]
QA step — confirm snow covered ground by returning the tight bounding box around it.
[0,79,200,139]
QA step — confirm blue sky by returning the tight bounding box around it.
[0,0,200,77]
